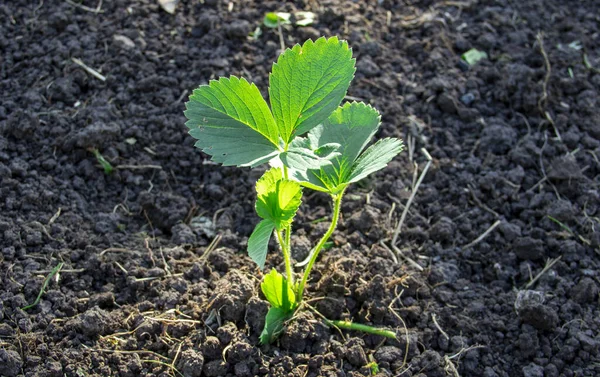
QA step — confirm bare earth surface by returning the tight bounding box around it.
[1,0,599,376]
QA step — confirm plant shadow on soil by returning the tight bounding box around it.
[1,0,599,376]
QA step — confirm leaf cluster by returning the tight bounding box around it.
[184,36,404,343]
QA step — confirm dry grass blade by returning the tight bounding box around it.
[524,256,562,289]
[391,148,432,247]
[71,57,106,81]
[462,220,501,249]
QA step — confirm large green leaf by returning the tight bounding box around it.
[255,169,302,230]
[292,102,403,193]
[184,76,280,167]
[261,269,296,311]
[247,219,275,269]
[269,37,355,144]
[259,307,292,344]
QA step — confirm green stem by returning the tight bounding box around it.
[285,225,293,283]
[276,229,294,286]
[277,165,295,285]
[328,320,397,339]
[283,164,289,179]
[297,190,345,302]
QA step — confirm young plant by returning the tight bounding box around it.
[184,37,403,343]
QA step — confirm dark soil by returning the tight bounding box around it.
[1,0,599,376]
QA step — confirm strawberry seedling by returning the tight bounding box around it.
[185,37,403,343]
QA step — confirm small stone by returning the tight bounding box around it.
[514,290,544,311]
[460,92,476,106]
[113,35,135,50]
[437,93,457,114]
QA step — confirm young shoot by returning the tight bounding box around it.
[184,36,403,344]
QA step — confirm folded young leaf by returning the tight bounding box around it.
[259,306,293,344]
[269,37,356,144]
[261,269,296,311]
[247,219,275,269]
[255,169,302,230]
[184,76,280,167]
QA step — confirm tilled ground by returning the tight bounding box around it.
[1,0,599,376]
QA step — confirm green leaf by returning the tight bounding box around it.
[264,12,292,28]
[348,138,404,183]
[255,169,302,230]
[91,148,113,174]
[261,269,296,311]
[259,307,292,344]
[279,137,340,171]
[184,76,280,167]
[255,167,283,197]
[247,220,275,269]
[461,48,487,66]
[269,37,355,144]
[292,102,403,193]
[312,102,380,181]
